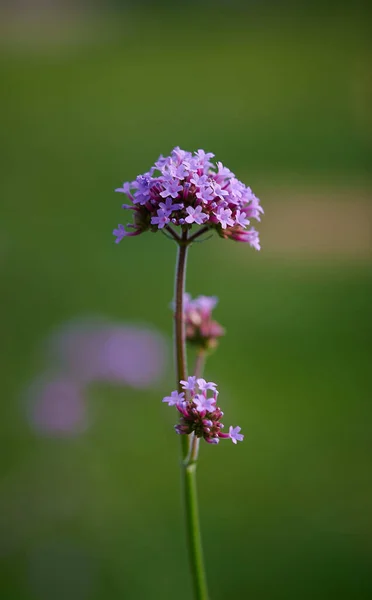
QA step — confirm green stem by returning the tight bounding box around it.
[193,349,206,380]
[174,231,209,600]
[182,440,208,598]
[174,230,190,461]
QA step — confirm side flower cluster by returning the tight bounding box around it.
[163,377,243,445]
[182,294,224,350]
[113,147,263,249]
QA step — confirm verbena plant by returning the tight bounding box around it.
[113,147,263,599]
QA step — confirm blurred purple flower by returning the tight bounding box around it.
[97,326,167,387]
[25,317,169,437]
[27,376,86,436]
[47,317,168,388]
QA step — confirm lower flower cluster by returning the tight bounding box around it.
[162,377,243,445]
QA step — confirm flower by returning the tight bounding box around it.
[159,197,184,214]
[180,376,197,391]
[25,319,169,438]
[162,378,243,446]
[27,376,86,437]
[174,293,225,350]
[235,210,250,228]
[216,207,234,229]
[185,206,209,225]
[151,209,170,229]
[114,204,151,238]
[194,394,216,413]
[113,147,262,249]
[160,177,183,199]
[196,378,217,392]
[113,224,127,244]
[219,225,261,250]
[228,425,244,444]
[162,390,185,406]
[44,317,168,388]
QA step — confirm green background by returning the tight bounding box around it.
[1,2,371,599]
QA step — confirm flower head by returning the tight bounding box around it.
[175,293,225,350]
[162,379,243,446]
[114,147,262,249]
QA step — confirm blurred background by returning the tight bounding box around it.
[1,1,371,598]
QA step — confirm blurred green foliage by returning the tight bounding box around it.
[0,4,371,599]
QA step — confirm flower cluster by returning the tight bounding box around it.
[182,294,224,350]
[163,377,243,445]
[113,147,263,249]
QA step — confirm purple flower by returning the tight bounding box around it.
[154,154,167,170]
[151,209,170,229]
[242,193,264,221]
[178,293,225,350]
[162,378,243,446]
[44,318,168,388]
[132,174,153,204]
[113,147,263,248]
[162,390,185,406]
[115,181,133,200]
[194,149,215,171]
[113,224,127,243]
[160,177,183,199]
[229,178,245,200]
[246,229,261,251]
[216,208,234,229]
[190,173,207,187]
[185,206,208,225]
[219,225,261,250]
[215,161,235,182]
[234,227,261,250]
[172,146,190,162]
[167,162,189,180]
[27,376,86,437]
[211,182,229,199]
[182,292,193,312]
[180,376,197,391]
[25,318,169,437]
[194,394,216,413]
[195,184,215,203]
[192,296,218,315]
[195,149,215,161]
[196,378,217,392]
[159,197,184,215]
[235,210,250,228]
[229,425,244,444]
